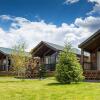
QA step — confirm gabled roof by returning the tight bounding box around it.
[43,41,64,51]
[44,41,81,55]
[0,47,16,55]
[0,47,30,57]
[79,29,100,48]
[32,41,81,56]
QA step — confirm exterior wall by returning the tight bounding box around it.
[91,51,97,70]
[43,52,58,71]
[77,55,89,64]
[97,49,100,70]
[41,52,83,71]
[0,55,11,71]
[81,49,98,71]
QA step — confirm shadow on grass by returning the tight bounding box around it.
[0,77,27,83]
[0,80,21,83]
[47,82,67,86]
[47,82,80,86]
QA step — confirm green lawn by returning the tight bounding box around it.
[0,77,100,100]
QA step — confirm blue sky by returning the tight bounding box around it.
[0,0,100,50]
[0,0,94,25]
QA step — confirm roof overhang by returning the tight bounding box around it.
[78,29,100,52]
[31,41,59,57]
[0,50,8,56]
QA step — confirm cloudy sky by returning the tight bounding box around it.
[0,0,100,51]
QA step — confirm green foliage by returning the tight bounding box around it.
[10,42,28,77]
[56,42,84,84]
[38,64,46,79]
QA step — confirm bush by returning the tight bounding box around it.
[38,64,46,79]
[10,42,28,78]
[55,43,84,84]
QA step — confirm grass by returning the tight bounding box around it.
[0,77,100,100]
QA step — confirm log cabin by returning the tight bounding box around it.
[79,29,100,79]
[0,47,30,72]
[0,47,11,71]
[31,41,88,72]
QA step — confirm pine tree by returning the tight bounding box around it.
[56,43,84,84]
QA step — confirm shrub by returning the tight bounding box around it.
[38,64,46,79]
[55,43,84,84]
[10,42,28,78]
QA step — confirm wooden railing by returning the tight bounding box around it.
[84,62,91,70]
[44,64,56,71]
[83,70,100,80]
[83,62,97,70]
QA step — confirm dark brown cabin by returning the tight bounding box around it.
[79,29,100,79]
[31,41,84,72]
[0,47,30,72]
[0,47,13,71]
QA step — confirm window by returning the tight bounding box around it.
[45,56,51,64]
[50,56,56,64]
[44,55,56,64]
[3,59,6,65]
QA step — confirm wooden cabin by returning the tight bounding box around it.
[31,41,87,72]
[79,29,100,79]
[0,47,13,71]
[0,47,30,72]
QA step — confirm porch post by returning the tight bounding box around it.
[90,53,92,70]
[81,49,84,69]
[96,50,97,70]
[6,56,9,71]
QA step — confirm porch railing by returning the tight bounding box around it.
[84,62,91,70]
[0,65,10,71]
[83,62,97,70]
[44,64,56,71]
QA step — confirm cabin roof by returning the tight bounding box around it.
[78,29,100,52]
[0,47,30,57]
[31,41,81,57]
[43,41,64,51]
[0,47,13,55]
[44,41,81,55]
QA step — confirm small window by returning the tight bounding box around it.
[45,56,50,64]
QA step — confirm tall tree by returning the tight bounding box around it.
[56,42,84,84]
[10,42,28,77]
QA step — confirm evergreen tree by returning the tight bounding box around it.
[56,42,84,84]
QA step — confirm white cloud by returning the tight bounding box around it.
[87,0,100,14]
[0,15,13,21]
[0,15,99,51]
[75,16,100,31]
[64,0,100,15]
[64,0,79,4]
[88,0,100,4]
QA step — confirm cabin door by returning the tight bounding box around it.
[97,52,100,70]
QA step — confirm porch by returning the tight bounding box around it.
[80,45,100,79]
[38,53,57,71]
[0,52,10,71]
[31,41,59,71]
[79,30,100,79]
[80,40,100,71]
